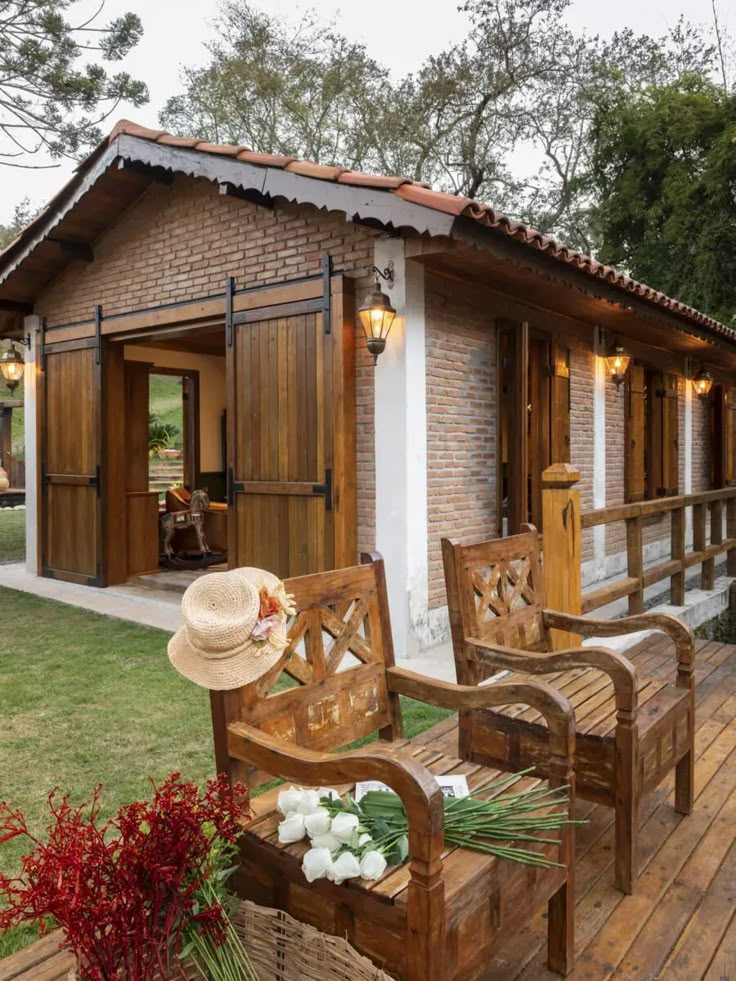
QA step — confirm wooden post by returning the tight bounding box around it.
[626,516,644,615]
[693,502,707,589]
[706,500,723,591]
[727,496,736,576]
[670,505,685,606]
[542,463,582,650]
[0,406,11,476]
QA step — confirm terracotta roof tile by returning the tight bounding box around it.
[337,171,411,189]
[191,142,245,156]
[285,160,348,181]
[395,183,470,216]
[237,149,296,168]
[4,116,733,345]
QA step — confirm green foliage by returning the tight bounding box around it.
[0,585,451,955]
[0,510,25,563]
[148,412,179,455]
[0,0,148,168]
[159,0,727,253]
[590,75,736,325]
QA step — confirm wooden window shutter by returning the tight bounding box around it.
[549,344,571,463]
[625,363,647,502]
[649,372,679,497]
[726,388,736,485]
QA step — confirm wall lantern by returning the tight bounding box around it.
[358,262,396,365]
[605,344,631,387]
[692,367,713,401]
[0,338,29,395]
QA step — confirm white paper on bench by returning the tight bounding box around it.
[355,774,470,803]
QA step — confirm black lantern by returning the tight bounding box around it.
[358,263,396,365]
[0,342,26,395]
[692,367,713,400]
[605,344,631,387]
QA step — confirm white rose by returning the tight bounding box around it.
[360,850,388,881]
[304,807,331,838]
[277,787,303,816]
[277,812,306,844]
[302,847,334,883]
[318,788,340,802]
[309,832,342,852]
[330,812,360,844]
[296,790,322,814]
[329,851,361,884]
[358,833,373,847]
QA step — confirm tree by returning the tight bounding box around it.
[0,0,148,168]
[160,2,386,168]
[0,197,36,248]
[161,0,732,260]
[589,75,736,325]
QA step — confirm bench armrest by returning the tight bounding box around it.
[387,666,575,767]
[543,610,695,689]
[465,638,638,714]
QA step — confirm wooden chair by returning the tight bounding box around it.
[211,554,577,980]
[442,526,696,895]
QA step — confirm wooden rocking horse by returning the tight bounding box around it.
[160,488,211,558]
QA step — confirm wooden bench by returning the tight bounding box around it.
[211,554,578,980]
[442,526,696,896]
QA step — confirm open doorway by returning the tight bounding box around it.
[119,323,227,583]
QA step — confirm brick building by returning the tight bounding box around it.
[1,120,735,657]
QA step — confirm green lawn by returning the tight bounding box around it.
[0,587,452,957]
[0,509,24,563]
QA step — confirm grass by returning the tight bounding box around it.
[0,509,24,563]
[150,373,184,448]
[0,586,452,959]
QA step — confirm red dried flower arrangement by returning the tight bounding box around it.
[0,773,249,981]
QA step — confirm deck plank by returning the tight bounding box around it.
[4,636,736,981]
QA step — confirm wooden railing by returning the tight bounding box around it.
[580,488,736,615]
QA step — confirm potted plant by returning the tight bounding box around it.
[148,414,180,460]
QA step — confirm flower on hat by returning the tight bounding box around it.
[250,582,296,643]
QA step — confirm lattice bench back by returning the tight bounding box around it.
[442,527,551,685]
[213,554,402,790]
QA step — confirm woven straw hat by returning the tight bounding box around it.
[168,567,292,690]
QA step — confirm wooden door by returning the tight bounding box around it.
[42,337,103,584]
[226,274,355,578]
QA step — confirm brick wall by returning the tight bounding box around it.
[568,337,595,564]
[425,274,496,610]
[692,393,711,494]
[34,175,379,552]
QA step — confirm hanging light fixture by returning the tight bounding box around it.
[357,262,396,365]
[0,341,27,395]
[605,343,631,387]
[692,367,713,401]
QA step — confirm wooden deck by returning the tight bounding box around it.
[2,635,736,980]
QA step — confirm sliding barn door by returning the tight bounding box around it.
[42,337,103,584]
[227,275,355,579]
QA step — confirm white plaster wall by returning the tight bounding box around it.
[373,238,429,659]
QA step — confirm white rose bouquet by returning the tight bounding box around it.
[276,769,580,887]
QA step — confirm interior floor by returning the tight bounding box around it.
[133,564,229,595]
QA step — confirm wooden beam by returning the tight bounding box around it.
[48,238,94,262]
[0,299,32,313]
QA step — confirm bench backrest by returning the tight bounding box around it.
[442,528,550,684]
[211,554,401,789]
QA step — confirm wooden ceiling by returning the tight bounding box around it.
[121,323,226,357]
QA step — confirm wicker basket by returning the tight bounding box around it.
[234,901,395,981]
[68,900,394,981]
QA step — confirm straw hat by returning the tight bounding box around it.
[168,567,295,690]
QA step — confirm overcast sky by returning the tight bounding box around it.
[0,0,731,223]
